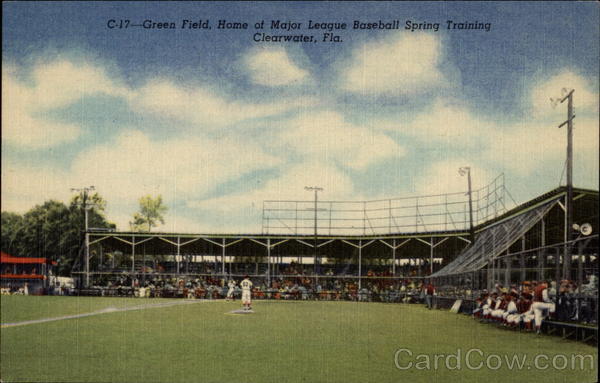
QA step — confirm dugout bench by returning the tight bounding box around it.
[542,320,598,344]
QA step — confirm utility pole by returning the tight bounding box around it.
[305,186,323,275]
[459,167,475,242]
[71,186,95,288]
[555,89,575,280]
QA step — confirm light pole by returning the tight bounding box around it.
[305,186,323,275]
[71,186,95,288]
[552,88,575,280]
[459,167,475,242]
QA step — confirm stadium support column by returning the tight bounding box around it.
[392,239,396,276]
[577,240,583,289]
[267,238,271,287]
[555,247,561,291]
[429,237,434,275]
[131,235,136,277]
[538,217,546,280]
[84,205,90,288]
[176,236,180,274]
[488,231,495,290]
[358,240,362,290]
[305,186,323,275]
[520,236,526,282]
[222,238,226,280]
[505,255,511,287]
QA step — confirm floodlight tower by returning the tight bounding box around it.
[551,88,575,279]
[305,186,323,274]
[459,167,475,242]
[71,186,95,288]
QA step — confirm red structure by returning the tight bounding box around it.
[1,252,57,294]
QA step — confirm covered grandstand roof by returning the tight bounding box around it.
[80,186,597,273]
[432,187,599,277]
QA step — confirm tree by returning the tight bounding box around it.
[131,195,167,232]
[69,191,110,234]
[0,191,115,276]
[8,200,80,275]
[1,212,24,255]
[70,191,106,213]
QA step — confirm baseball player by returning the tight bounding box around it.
[240,275,253,311]
[491,292,508,321]
[517,292,535,329]
[531,281,555,334]
[482,292,499,319]
[226,279,236,301]
[501,292,518,325]
[472,293,488,318]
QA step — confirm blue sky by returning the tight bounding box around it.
[2,1,599,233]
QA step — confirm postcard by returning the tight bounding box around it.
[2,2,598,383]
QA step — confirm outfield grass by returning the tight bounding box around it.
[1,296,597,383]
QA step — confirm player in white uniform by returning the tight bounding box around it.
[482,292,498,319]
[501,293,518,325]
[226,280,236,301]
[531,281,555,334]
[240,276,253,310]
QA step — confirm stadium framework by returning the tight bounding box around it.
[74,184,598,292]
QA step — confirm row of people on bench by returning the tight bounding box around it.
[472,281,555,334]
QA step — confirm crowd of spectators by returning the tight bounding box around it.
[86,272,432,303]
[0,282,29,295]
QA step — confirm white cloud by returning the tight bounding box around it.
[413,160,493,202]
[531,70,599,118]
[405,72,599,188]
[69,130,283,203]
[341,33,445,94]
[1,161,72,212]
[192,161,357,213]
[483,116,599,184]
[184,160,360,233]
[392,99,491,143]
[131,79,317,128]
[279,110,405,170]
[2,57,317,150]
[108,211,210,234]
[2,68,80,148]
[245,47,309,86]
[1,130,284,229]
[2,60,128,148]
[483,70,599,180]
[30,59,129,109]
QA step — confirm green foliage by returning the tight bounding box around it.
[1,211,24,255]
[70,191,106,212]
[1,192,115,276]
[131,195,167,232]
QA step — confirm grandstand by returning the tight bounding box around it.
[73,177,598,300]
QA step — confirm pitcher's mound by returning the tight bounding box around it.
[228,309,254,314]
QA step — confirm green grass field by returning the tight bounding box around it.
[1,296,597,383]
